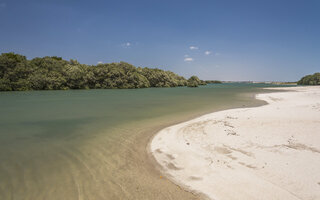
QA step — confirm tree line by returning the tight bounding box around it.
[297,73,320,85]
[205,80,222,84]
[0,52,209,91]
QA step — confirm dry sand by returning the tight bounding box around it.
[150,86,320,200]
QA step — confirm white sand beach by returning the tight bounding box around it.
[150,86,320,200]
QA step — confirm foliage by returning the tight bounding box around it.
[140,67,187,87]
[0,52,210,91]
[187,76,203,87]
[297,73,320,85]
[205,80,222,84]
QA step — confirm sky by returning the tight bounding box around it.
[0,0,319,81]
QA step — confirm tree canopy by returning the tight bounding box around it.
[187,76,205,87]
[205,80,222,84]
[0,52,210,91]
[297,73,320,85]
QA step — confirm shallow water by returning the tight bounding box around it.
[0,83,293,200]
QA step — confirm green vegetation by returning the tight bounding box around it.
[0,52,210,91]
[205,80,222,84]
[187,76,205,87]
[297,73,320,85]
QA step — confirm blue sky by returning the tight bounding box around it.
[0,0,319,81]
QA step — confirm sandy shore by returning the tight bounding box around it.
[150,86,320,200]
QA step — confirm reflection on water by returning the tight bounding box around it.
[0,83,291,199]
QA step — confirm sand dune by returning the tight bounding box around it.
[150,86,320,200]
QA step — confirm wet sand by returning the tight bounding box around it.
[151,86,320,200]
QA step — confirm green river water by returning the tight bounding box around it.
[0,83,292,200]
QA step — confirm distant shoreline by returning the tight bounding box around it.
[150,86,320,200]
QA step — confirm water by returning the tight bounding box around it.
[0,83,293,200]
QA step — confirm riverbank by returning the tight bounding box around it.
[150,86,320,200]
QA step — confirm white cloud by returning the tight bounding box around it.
[184,54,189,57]
[184,57,194,62]
[97,61,103,64]
[205,51,211,55]
[189,46,199,50]
[122,42,131,48]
